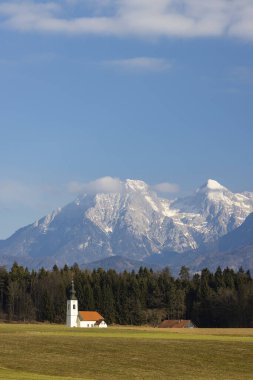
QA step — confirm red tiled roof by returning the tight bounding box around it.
[78,311,104,321]
[158,320,195,328]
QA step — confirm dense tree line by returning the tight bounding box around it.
[0,263,252,327]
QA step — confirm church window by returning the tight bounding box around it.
[73,304,76,309]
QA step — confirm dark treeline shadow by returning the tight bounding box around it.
[0,263,252,327]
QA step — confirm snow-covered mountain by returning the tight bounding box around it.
[171,179,253,246]
[0,178,253,269]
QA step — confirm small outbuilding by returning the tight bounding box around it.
[158,319,196,328]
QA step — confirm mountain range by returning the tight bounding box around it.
[0,178,253,273]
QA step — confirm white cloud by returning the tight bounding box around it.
[105,57,172,72]
[67,176,123,194]
[152,182,180,194]
[0,1,253,40]
[68,177,180,195]
[0,178,179,207]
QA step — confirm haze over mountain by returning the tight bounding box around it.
[0,178,253,271]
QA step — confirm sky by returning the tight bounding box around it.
[0,0,253,238]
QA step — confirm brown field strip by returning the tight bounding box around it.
[0,324,252,380]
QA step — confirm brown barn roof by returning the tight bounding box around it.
[79,311,104,321]
[158,320,195,328]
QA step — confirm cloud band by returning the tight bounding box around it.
[0,1,253,40]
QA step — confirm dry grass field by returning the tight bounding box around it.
[0,323,253,380]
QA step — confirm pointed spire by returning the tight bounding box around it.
[69,280,77,300]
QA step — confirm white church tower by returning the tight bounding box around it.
[66,280,78,327]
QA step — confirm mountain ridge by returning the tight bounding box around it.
[0,178,253,270]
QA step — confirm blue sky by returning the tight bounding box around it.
[0,0,253,238]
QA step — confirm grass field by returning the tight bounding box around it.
[0,324,253,380]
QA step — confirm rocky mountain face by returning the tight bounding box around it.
[0,179,253,270]
[147,211,253,274]
[186,194,253,274]
[217,212,253,252]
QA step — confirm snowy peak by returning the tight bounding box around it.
[197,179,228,193]
[125,179,148,192]
[196,179,231,204]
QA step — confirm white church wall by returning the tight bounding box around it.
[79,320,96,328]
[66,299,78,327]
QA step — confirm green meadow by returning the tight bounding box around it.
[0,324,252,380]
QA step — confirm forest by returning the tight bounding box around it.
[0,263,252,327]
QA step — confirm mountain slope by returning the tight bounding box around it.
[167,212,253,273]
[82,255,154,272]
[217,212,253,252]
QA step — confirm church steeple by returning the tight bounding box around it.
[69,280,77,300]
[66,280,78,327]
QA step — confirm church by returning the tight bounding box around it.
[66,280,107,328]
